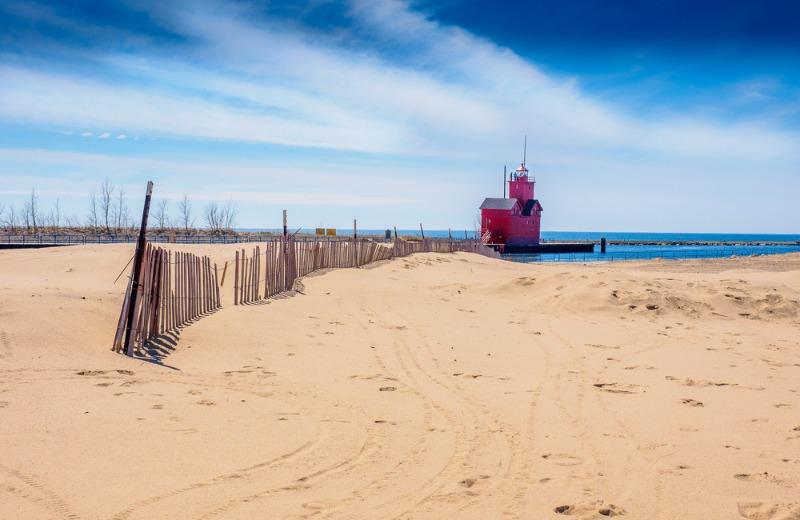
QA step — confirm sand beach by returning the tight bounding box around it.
[1,245,799,519]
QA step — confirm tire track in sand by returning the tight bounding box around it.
[311,302,455,520]
[364,308,508,519]
[547,320,664,519]
[0,329,13,359]
[0,465,81,520]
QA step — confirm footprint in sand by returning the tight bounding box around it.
[554,503,625,516]
[734,472,792,487]
[586,343,621,350]
[457,475,488,489]
[223,369,253,376]
[196,400,216,406]
[594,382,645,394]
[681,398,704,407]
[541,453,582,467]
[379,386,397,392]
[737,501,800,520]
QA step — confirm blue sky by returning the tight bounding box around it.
[0,0,798,232]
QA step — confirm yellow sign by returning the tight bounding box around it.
[326,228,336,236]
[315,228,325,236]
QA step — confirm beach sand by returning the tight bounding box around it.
[1,244,799,519]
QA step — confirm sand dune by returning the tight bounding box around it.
[1,245,799,519]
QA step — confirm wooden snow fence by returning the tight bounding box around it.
[233,237,394,305]
[392,237,498,257]
[113,244,221,355]
[233,236,496,305]
[451,239,502,258]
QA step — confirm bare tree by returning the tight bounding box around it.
[204,201,221,232]
[3,205,18,233]
[23,188,40,233]
[0,202,5,230]
[52,198,61,231]
[114,186,128,232]
[88,191,99,230]
[177,193,194,233]
[100,179,114,232]
[31,188,40,233]
[221,200,238,232]
[152,199,170,231]
[21,201,30,231]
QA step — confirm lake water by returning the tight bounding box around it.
[240,229,800,242]
[505,244,800,263]
[238,228,800,262]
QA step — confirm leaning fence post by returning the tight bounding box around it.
[353,219,358,267]
[123,181,154,356]
[234,250,239,305]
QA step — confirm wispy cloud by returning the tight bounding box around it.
[0,1,796,162]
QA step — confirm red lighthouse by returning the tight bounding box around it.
[480,157,543,247]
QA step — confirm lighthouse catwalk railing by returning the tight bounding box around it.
[232,237,498,305]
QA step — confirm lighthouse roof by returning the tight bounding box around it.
[480,198,519,210]
[515,163,528,173]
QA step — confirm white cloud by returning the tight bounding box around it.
[97,132,111,138]
[116,134,126,139]
[0,1,795,164]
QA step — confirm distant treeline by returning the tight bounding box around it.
[0,179,238,235]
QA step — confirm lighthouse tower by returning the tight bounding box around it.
[479,140,543,247]
[509,163,534,203]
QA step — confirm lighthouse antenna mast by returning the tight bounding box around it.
[523,135,527,168]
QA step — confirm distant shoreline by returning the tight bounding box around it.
[1,229,798,248]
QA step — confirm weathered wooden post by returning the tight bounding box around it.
[123,181,154,356]
[234,251,239,305]
[214,263,221,307]
[282,210,290,290]
[353,218,358,267]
